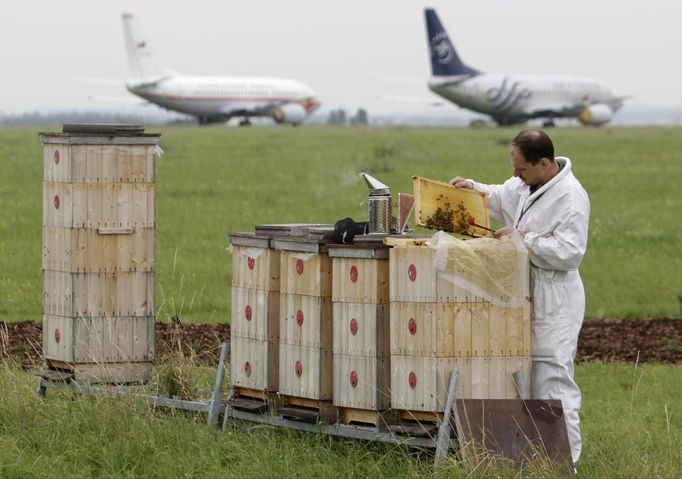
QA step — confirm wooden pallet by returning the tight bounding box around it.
[338,407,396,428]
[278,395,337,423]
[231,387,282,413]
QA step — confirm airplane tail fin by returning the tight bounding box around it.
[424,9,480,77]
[121,13,171,83]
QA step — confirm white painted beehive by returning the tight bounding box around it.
[329,246,391,411]
[40,126,159,383]
[229,234,281,392]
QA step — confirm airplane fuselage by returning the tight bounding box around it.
[127,75,319,122]
[428,74,623,125]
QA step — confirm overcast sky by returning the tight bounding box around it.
[2,0,681,116]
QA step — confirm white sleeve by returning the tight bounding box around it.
[470,178,520,228]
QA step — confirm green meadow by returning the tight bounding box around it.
[1,126,681,323]
[1,125,681,477]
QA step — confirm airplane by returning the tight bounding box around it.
[424,8,626,126]
[121,13,320,125]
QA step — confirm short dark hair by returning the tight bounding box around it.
[511,129,554,165]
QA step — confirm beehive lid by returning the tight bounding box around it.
[255,223,331,238]
[327,243,389,259]
[62,124,146,134]
[228,232,271,248]
[272,236,331,253]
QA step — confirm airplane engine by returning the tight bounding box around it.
[577,103,613,126]
[272,103,306,125]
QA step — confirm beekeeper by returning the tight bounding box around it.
[450,129,590,465]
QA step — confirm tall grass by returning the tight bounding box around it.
[0,361,679,478]
[1,126,681,322]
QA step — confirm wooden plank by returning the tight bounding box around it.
[397,409,441,423]
[488,357,507,399]
[338,407,396,427]
[331,257,389,304]
[228,233,270,249]
[388,245,436,302]
[132,183,149,227]
[333,302,389,357]
[383,236,431,247]
[231,337,279,392]
[523,302,532,356]
[231,287,279,342]
[41,135,160,146]
[412,176,491,237]
[71,145,87,182]
[130,145,147,182]
[471,303,490,357]
[117,144,132,182]
[279,293,332,348]
[231,245,280,292]
[390,302,436,357]
[278,344,333,400]
[327,246,389,260]
[101,145,118,183]
[280,252,332,297]
[71,361,152,384]
[279,397,337,423]
[85,145,103,183]
[234,387,269,401]
[333,354,391,410]
[470,357,490,399]
[488,304,508,357]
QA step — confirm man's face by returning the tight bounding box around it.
[511,146,543,188]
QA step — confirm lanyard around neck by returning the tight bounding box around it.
[516,190,547,228]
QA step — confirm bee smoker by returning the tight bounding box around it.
[360,172,392,234]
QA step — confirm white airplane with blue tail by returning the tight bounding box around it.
[425,9,626,126]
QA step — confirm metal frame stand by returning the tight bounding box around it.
[37,342,231,427]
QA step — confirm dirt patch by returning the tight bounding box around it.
[2,318,681,368]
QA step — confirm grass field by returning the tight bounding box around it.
[0,361,679,478]
[1,125,681,477]
[1,125,681,323]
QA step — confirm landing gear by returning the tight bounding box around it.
[238,118,252,127]
[542,119,556,128]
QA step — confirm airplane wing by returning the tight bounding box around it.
[87,94,150,106]
[523,96,631,118]
[75,76,124,86]
[522,103,584,118]
[378,94,446,107]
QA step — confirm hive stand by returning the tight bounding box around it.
[223,366,573,469]
[37,342,231,427]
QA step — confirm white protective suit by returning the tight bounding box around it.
[470,157,590,464]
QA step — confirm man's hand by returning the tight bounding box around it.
[448,176,473,189]
[493,227,526,239]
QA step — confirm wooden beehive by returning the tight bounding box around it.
[387,237,532,411]
[329,245,391,411]
[39,125,159,383]
[228,233,280,392]
[274,237,333,400]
